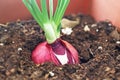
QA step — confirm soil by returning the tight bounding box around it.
[0,14,120,80]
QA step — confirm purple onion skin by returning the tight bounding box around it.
[32,38,79,65]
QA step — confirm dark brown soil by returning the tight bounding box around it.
[0,14,120,80]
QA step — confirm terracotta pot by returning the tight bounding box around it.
[91,0,120,29]
[0,0,91,23]
[0,0,120,29]
[0,0,31,23]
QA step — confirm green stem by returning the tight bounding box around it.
[43,22,60,44]
[22,0,69,44]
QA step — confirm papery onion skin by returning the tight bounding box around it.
[32,39,79,65]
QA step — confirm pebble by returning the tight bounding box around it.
[105,67,111,71]
[5,71,11,76]
[61,27,73,35]
[0,43,4,46]
[4,29,7,32]
[91,24,97,27]
[108,23,112,26]
[12,41,15,44]
[84,25,90,32]
[98,46,103,50]
[45,73,49,79]
[105,40,108,42]
[49,71,55,77]
[5,68,15,76]
[116,41,120,44]
[31,71,43,78]
[10,68,16,73]
[18,47,22,51]
[96,29,99,32]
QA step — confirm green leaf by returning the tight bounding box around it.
[40,0,49,21]
[54,0,70,27]
[49,0,53,21]
[22,0,70,43]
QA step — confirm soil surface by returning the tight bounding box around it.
[0,14,120,80]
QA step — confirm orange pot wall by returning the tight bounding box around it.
[0,0,31,23]
[1,0,120,29]
[65,0,91,15]
[92,0,120,28]
[0,0,91,23]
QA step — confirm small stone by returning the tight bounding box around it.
[49,71,55,77]
[105,40,108,42]
[30,71,43,78]
[36,64,40,67]
[4,29,7,32]
[5,71,11,76]
[18,47,22,51]
[108,23,112,26]
[96,29,99,32]
[105,67,111,71]
[98,46,103,50]
[61,27,73,35]
[0,43,4,46]
[12,41,15,43]
[10,68,15,73]
[84,25,90,32]
[91,24,97,27]
[59,67,63,70]
[45,73,49,79]
[116,41,120,44]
